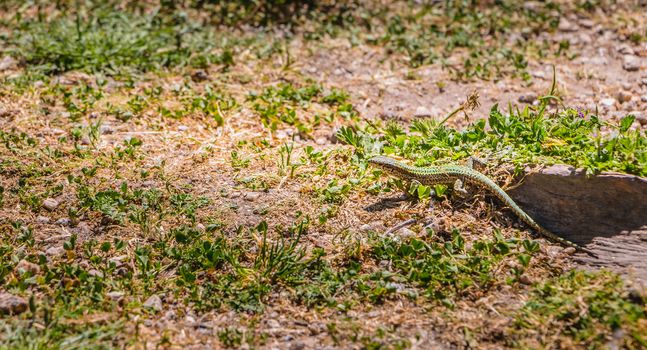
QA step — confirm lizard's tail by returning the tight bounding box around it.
[474,172,598,257]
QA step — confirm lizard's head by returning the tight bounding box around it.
[367,155,407,177]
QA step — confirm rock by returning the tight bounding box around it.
[623,55,641,72]
[244,192,261,202]
[397,228,417,239]
[107,291,125,301]
[290,341,306,350]
[42,198,59,211]
[16,259,40,275]
[46,246,65,257]
[631,111,647,126]
[518,93,537,103]
[519,275,534,285]
[360,221,384,233]
[143,295,162,311]
[55,218,71,226]
[413,106,432,118]
[617,44,635,55]
[88,269,103,278]
[616,91,632,103]
[315,137,327,145]
[579,19,595,29]
[75,222,92,236]
[191,70,209,82]
[600,98,616,107]
[508,165,647,246]
[641,95,647,102]
[0,292,28,315]
[266,319,280,329]
[178,125,189,132]
[558,18,578,32]
[36,216,50,224]
[0,56,17,71]
[100,125,114,135]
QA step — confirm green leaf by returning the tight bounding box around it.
[620,115,635,133]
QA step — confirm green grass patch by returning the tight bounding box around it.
[510,270,647,348]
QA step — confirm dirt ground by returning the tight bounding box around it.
[0,1,646,349]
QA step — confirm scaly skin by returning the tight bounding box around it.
[368,155,596,256]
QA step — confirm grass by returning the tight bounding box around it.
[510,270,647,349]
[0,0,646,348]
[337,98,646,177]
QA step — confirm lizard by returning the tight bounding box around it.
[367,155,597,257]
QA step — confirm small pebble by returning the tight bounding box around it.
[143,295,162,311]
[36,216,50,224]
[100,125,114,135]
[519,275,534,285]
[107,291,125,301]
[0,292,28,315]
[518,93,537,103]
[244,192,261,202]
[16,259,40,275]
[42,198,59,211]
[616,91,632,103]
[623,55,641,72]
[397,227,417,239]
[46,246,65,257]
[55,218,71,226]
[413,106,432,118]
[191,70,209,82]
[266,319,280,329]
[600,98,616,107]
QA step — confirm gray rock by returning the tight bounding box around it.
[107,291,125,301]
[0,56,17,71]
[75,222,92,236]
[46,246,65,257]
[623,55,641,72]
[55,218,71,226]
[88,269,103,278]
[315,137,327,145]
[413,106,432,118]
[42,198,59,211]
[244,192,261,202]
[36,216,50,224]
[631,111,647,126]
[178,125,189,132]
[600,98,616,107]
[290,341,306,350]
[0,292,28,315]
[579,19,595,29]
[518,93,537,103]
[143,295,162,311]
[617,44,635,55]
[16,259,40,275]
[266,319,280,329]
[397,228,417,239]
[558,18,578,32]
[100,125,114,135]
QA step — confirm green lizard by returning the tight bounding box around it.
[367,155,596,257]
